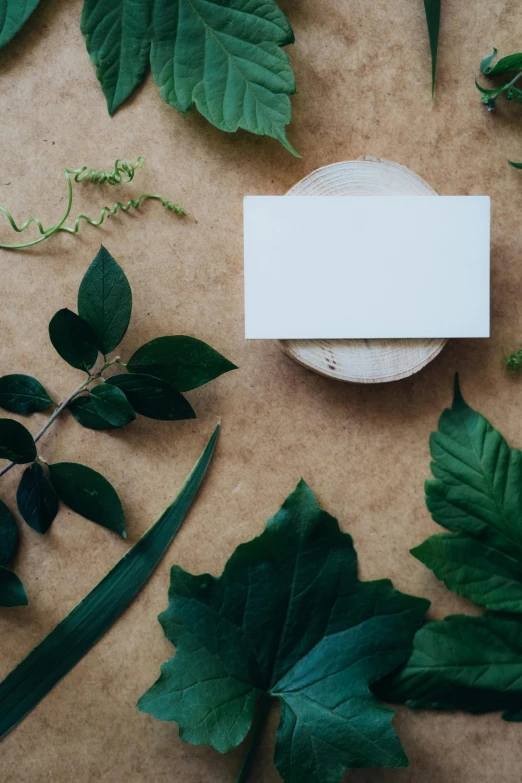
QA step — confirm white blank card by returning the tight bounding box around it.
[244,196,490,339]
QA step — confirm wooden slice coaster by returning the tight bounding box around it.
[277,158,447,383]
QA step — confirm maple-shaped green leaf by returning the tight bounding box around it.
[81,2,152,115]
[376,613,522,721]
[412,375,522,613]
[138,480,429,782]
[150,0,298,155]
[0,0,41,50]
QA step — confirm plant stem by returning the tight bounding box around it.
[0,358,122,478]
[234,694,272,783]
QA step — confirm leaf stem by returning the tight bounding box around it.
[0,358,122,478]
[234,694,272,783]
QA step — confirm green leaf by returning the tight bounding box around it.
[81,3,152,115]
[138,479,429,781]
[0,374,54,414]
[509,160,522,170]
[0,0,41,49]
[48,309,99,372]
[127,336,237,392]
[150,0,298,155]
[48,462,126,538]
[376,613,522,720]
[0,567,28,608]
[423,0,440,96]
[411,375,522,613]
[106,373,195,420]
[17,463,59,535]
[0,499,19,567]
[0,424,219,738]
[90,383,136,427]
[77,245,133,354]
[481,49,522,76]
[68,396,120,431]
[0,419,36,464]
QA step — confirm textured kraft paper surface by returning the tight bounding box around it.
[1,0,522,781]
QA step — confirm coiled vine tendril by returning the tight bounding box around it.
[0,157,186,250]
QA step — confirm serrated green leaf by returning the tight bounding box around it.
[150,0,298,155]
[423,0,440,96]
[81,3,152,115]
[48,309,99,372]
[106,373,195,420]
[77,246,133,354]
[481,49,522,76]
[0,567,28,607]
[0,374,54,414]
[0,424,219,738]
[376,613,522,720]
[0,0,40,49]
[0,419,36,464]
[138,479,428,782]
[90,383,136,427]
[411,375,522,613]
[0,499,19,567]
[127,335,237,392]
[49,462,126,538]
[68,396,120,430]
[16,463,59,535]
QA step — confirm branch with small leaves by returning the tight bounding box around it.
[0,246,236,606]
[476,49,522,167]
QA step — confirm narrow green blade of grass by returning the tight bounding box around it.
[0,424,220,739]
[423,0,441,96]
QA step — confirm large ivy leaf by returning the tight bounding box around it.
[0,0,40,49]
[376,613,522,721]
[77,246,133,355]
[138,480,429,782]
[0,374,54,414]
[0,499,19,567]
[150,0,298,154]
[17,463,59,535]
[81,2,152,115]
[412,375,522,613]
[48,462,126,538]
[127,335,237,392]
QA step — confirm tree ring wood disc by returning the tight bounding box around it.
[276,158,447,383]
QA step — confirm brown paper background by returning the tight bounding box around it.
[1,0,522,780]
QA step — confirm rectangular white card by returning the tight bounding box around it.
[244,196,490,339]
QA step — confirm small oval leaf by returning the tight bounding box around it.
[48,309,99,372]
[68,396,120,431]
[0,567,28,607]
[106,373,195,420]
[48,462,126,538]
[0,499,19,567]
[0,419,36,464]
[90,384,136,427]
[127,336,237,392]
[0,375,54,414]
[17,463,59,535]
[77,246,133,354]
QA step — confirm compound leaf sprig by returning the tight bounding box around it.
[0,157,185,250]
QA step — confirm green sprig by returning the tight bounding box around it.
[0,157,185,250]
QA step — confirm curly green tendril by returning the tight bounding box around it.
[0,157,186,250]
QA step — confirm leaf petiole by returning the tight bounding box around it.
[234,694,272,783]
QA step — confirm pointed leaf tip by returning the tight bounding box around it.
[451,373,466,409]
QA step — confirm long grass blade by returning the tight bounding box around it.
[423,0,441,97]
[0,424,220,739]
